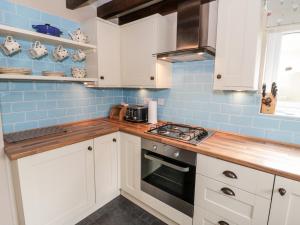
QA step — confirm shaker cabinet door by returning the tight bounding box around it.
[13,140,95,225]
[213,0,264,91]
[94,133,120,207]
[120,132,141,196]
[269,176,300,225]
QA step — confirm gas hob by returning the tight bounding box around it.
[147,123,214,145]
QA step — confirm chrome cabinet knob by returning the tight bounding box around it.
[153,145,157,151]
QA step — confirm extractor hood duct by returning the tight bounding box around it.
[156,0,217,63]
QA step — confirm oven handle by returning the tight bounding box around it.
[144,154,190,173]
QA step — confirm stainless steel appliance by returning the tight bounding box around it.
[125,105,148,122]
[141,138,197,217]
[147,123,214,145]
[156,0,218,63]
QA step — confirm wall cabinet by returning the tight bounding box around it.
[213,0,265,91]
[121,14,173,88]
[94,133,120,207]
[269,176,300,225]
[120,132,141,196]
[82,18,121,87]
[12,140,95,225]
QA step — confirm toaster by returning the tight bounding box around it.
[125,105,148,123]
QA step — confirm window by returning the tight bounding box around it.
[263,26,300,116]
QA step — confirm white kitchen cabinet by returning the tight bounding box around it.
[94,133,120,208]
[194,207,238,225]
[121,14,173,88]
[120,132,141,196]
[213,0,265,91]
[12,140,95,225]
[269,176,300,225]
[82,18,121,87]
[194,175,271,225]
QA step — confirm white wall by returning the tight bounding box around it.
[10,0,97,22]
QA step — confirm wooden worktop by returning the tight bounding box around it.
[4,117,300,182]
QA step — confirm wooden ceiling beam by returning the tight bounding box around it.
[97,0,164,19]
[66,0,89,9]
[118,0,185,25]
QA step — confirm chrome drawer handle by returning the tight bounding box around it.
[223,170,238,179]
[218,221,229,225]
[221,187,235,196]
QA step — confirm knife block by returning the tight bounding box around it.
[261,93,277,114]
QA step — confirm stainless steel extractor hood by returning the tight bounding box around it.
[157,0,217,63]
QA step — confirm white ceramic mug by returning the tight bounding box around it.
[71,67,86,78]
[0,36,21,56]
[52,45,69,61]
[29,41,48,59]
[68,29,88,43]
[72,49,86,62]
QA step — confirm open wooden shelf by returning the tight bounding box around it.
[0,24,97,50]
[0,74,98,83]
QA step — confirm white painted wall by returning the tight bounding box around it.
[0,117,18,225]
[10,0,97,22]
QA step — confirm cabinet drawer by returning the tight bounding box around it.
[194,207,238,225]
[194,175,270,225]
[197,154,274,199]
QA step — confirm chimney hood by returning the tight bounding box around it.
[156,0,217,63]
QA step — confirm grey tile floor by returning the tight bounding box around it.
[76,196,167,225]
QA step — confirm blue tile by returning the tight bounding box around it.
[0,0,16,12]
[1,92,23,102]
[24,91,46,101]
[210,113,229,123]
[39,118,58,128]
[2,124,14,133]
[230,115,252,126]
[16,5,40,20]
[252,117,280,129]
[10,82,34,91]
[3,12,28,29]
[40,13,61,27]
[2,112,25,123]
[11,102,37,112]
[26,110,47,121]
[221,104,242,114]
[15,121,38,132]
[35,83,57,90]
[48,108,65,118]
[37,101,56,110]
[280,120,300,132]
[265,130,293,143]
[0,82,9,91]
[0,102,11,113]
[239,127,266,139]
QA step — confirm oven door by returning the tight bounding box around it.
[141,149,196,217]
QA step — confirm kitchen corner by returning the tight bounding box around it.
[1,0,300,225]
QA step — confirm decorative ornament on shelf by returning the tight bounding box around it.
[52,45,69,62]
[29,41,48,59]
[32,24,63,37]
[68,28,88,43]
[0,36,21,56]
[261,82,278,114]
[71,67,86,78]
[71,49,86,62]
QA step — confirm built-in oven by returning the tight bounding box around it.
[141,138,196,217]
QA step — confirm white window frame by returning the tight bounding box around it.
[263,24,300,117]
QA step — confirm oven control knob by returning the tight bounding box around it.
[174,152,180,158]
[153,145,157,151]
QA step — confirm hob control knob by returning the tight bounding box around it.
[174,152,180,158]
[153,145,157,151]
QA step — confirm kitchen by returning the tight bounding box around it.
[0,0,300,225]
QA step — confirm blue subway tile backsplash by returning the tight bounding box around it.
[123,61,300,145]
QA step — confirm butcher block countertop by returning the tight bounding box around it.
[4,117,300,182]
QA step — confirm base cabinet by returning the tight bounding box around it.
[269,176,300,225]
[120,132,141,196]
[94,133,120,208]
[12,140,95,225]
